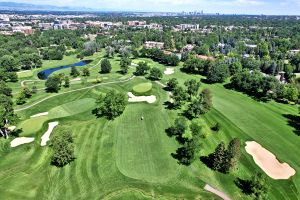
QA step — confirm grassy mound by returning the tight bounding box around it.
[132,82,152,96]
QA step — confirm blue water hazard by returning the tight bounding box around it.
[37,60,92,80]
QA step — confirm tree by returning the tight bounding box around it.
[172,138,201,166]
[211,142,227,171]
[182,57,208,74]
[186,88,213,118]
[64,76,70,88]
[45,75,61,93]
[16,92,26,105]
[0,94,18,138]
[105,46,115,58]
[229,61,242,75]
[22,87,32,98]
[149,67,163,80]
[167,78,178,91]
[100,58,112,73]
[70,66,80,77]
[82,68,90,76]
[135,62,150,76]
[172,86,188,108]
[120,56,131,74]
[50,128,75,167]
[0,55,18,72]
[166,117,188,137]
[221,138,241,173]
[94,90,127,120]
[0,81,12,97]
[207,63,230,83]
[184,79,201,100]
[201,88,213,112]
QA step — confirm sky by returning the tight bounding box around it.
[2,0,300,15]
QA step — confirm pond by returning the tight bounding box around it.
[37,60,92,80]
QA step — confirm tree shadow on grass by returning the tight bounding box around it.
[283,114,300,136]
[163,101,175,110]
[234,178,253,195]
[223,83,270,103]
[200,154,214,169]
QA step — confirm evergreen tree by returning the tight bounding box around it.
[70,66,80,77]
[100,58,112,73]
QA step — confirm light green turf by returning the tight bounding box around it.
[132,82,152,95]
[18,98,96,136]
[17,71,34,79]
[1,55,299,200]
[111,86,179,182]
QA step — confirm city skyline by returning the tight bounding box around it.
[0,0,300,15]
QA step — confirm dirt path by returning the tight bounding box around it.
[204,184,231,200]
[15,76,136,112]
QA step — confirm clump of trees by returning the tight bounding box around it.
[149,67,163,80]
[206,62,230,83]
[135,62,150,76]
[45,75,62,93]
[230,69,299,102]
[93,90,127,120]
[182,56,211,74]
[167,117,202,165]
[50,128,75,167]
[140,48,180,66]
[201,138,241,174]
[235,173,270,200]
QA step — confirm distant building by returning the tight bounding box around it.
[128,21,146,26]
[39,22,54,30]
[144,41,164,49]
[176,24,199,31]
[182,44,194,52]
[143,23,162,30]
[196,54,215,61]
[12,26,34,35]
[289,49,300,55]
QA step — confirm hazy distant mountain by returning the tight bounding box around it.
[0,1,95,11]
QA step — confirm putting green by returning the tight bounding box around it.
[132,82,152,96]
[19,98,96,136]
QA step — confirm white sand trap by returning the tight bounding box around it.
[128,92,156,104]
[11,137,35,147]
[131,63,138,67]
[30,112,49,118]
[245,141,296,179]
[41,122,59,146]
[164,68,175,75]
[204,184,231,200]
[71,78,81,81]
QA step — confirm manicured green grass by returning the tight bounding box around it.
[132,82,152,95]
[1,55,299,200]
[18,98,96,136]
[17,70,34,79]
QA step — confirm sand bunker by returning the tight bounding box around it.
[204,184,231,200]
[245,141,296,180]
[11,137,35,147]
[164,68,175,75]
[41,122,59,146]
[71,78,81,82]
[128,92,156,104]
[30,112,49,118]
